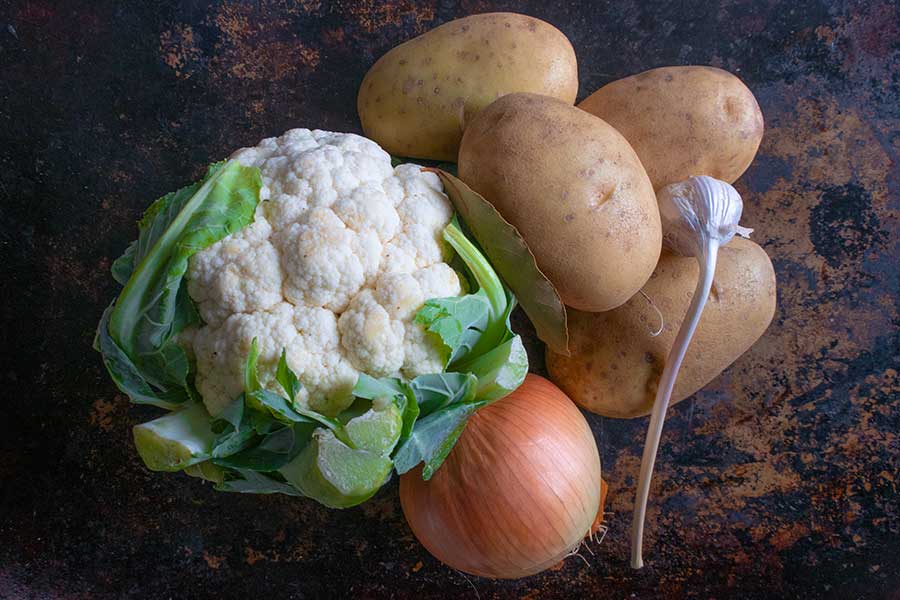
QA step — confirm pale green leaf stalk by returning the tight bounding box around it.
[133,402,218,472]
[97,160,261,407]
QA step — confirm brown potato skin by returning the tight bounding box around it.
[547,237,776,418]
[358,13,578,162]
[578,66,764,190]
[459,93,662,312]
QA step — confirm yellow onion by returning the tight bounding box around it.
[400,374,604,579]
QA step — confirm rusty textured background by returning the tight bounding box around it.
[2,0,898,598]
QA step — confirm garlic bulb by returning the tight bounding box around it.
[631,176,752,569]
[657,175,753,259]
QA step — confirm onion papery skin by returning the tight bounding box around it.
[400,374,602,579]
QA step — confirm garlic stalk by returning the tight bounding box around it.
[631,176,752,569]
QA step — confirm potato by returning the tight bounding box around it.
[459,93,662,313]
[578,66,764,190]
[358,13,578,162]
[546,237,776,418]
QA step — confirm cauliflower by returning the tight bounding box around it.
[97,129,527,504]
[184,129,461,417]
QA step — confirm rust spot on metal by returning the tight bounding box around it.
[159,24,202,79]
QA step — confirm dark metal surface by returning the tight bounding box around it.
[2,0,898,598]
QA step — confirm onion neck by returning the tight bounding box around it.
[630,238,719,569]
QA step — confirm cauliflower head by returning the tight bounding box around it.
[184,129,461,417]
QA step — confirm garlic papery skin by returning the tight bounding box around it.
[631,175,752,569]
[657,175,753,259]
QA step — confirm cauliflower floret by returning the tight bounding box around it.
[385,165,454,270]
[294,350,359,416]
[379,241,420,275]
[381,175,406,208]
[402,264,463,378]
[338,289,406,377]
[187,208,282,326]
[397,192,455,234]
[394,163,444,195]
[233,129,393,230]
[185,129,462,418]
[401,324,446,379]
[286,306,357,415]
[191,303,358,417]
[383,223,451,271]
[374,271,425,319]
[279,207,382,312]
[414,263,464,301]
[192,303,298,416]
[333,182,401,243]
[292,304,342,350]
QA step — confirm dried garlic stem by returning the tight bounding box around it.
[631,239,719,569]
